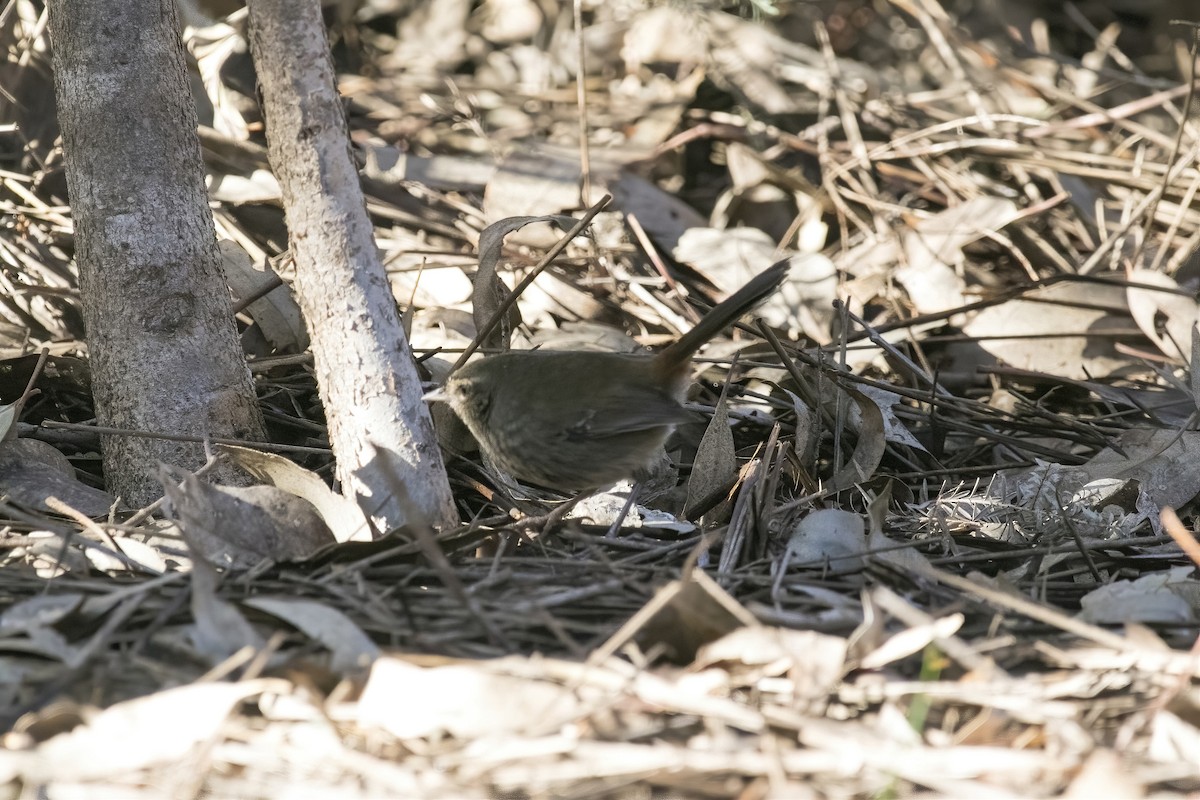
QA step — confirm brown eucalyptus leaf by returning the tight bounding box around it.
[960,281,1128,380]
[243,596,381,672]
[220,239,307,352]
[218,444,371,543]
[781,508,867,572]
[827,387,886,492]
[685,393,736,519]
[596,570,758,665]
[188,549,264,664]
[1127,268,1198,362]
[0,438,116,517]
[162,468,335,568]
[473,214,575,350]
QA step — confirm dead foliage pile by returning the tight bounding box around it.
[0,0,1198,797]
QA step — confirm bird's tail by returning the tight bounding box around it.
[657,257,790,367]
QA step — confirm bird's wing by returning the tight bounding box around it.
[564,386,699,440]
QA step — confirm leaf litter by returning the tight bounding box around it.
[0,0,1199,797]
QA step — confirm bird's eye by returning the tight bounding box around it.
[449,378,491,422]
[469,392,491,421]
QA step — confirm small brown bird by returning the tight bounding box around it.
[428,259,789,491]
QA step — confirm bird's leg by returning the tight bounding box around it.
[605,482,641,538]
[514,488,596,538]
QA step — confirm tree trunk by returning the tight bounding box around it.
[245,0,457,532]
[47,0,265,506]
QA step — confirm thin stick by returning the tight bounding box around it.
[1161,506,1200,568]
[573,0,592,206]
[39,420,331,455]
[452,193,611,371]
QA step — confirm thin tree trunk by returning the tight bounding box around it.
[246,0,457,532]
[47,0,265,506]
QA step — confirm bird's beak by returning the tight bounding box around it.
[422,386,449,403]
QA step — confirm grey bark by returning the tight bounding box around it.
[47,0,266,506]
[245,0,457,532]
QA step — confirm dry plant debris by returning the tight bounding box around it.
[0,0,1199,797]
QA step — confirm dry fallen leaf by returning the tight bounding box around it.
[1080,428,1200,510]
[18,681,276,782]
[594,570,759,664]
[219,444,371,543]
[959,280,1130,380]
[162,468,336,568]
[0,438,116,517]
[243,596,381,672]
[356,656,587,739]
[685,390,736,519]
[898,197,1021,315]
[780,508,867,572]
[1126,268,1198,363]
[1077,566,1197,624]
[693,626,849,699]
[220,240,307,352]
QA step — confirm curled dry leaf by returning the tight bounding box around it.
[0,438,116,517]
[685,391,736,519]
[826,386,886,492]
[219,239,307,352]
[162,468,335,569]
[471,214,577,350]
[1126,268,1198,363]
[854,385,928,453]
[218,444,371,543]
